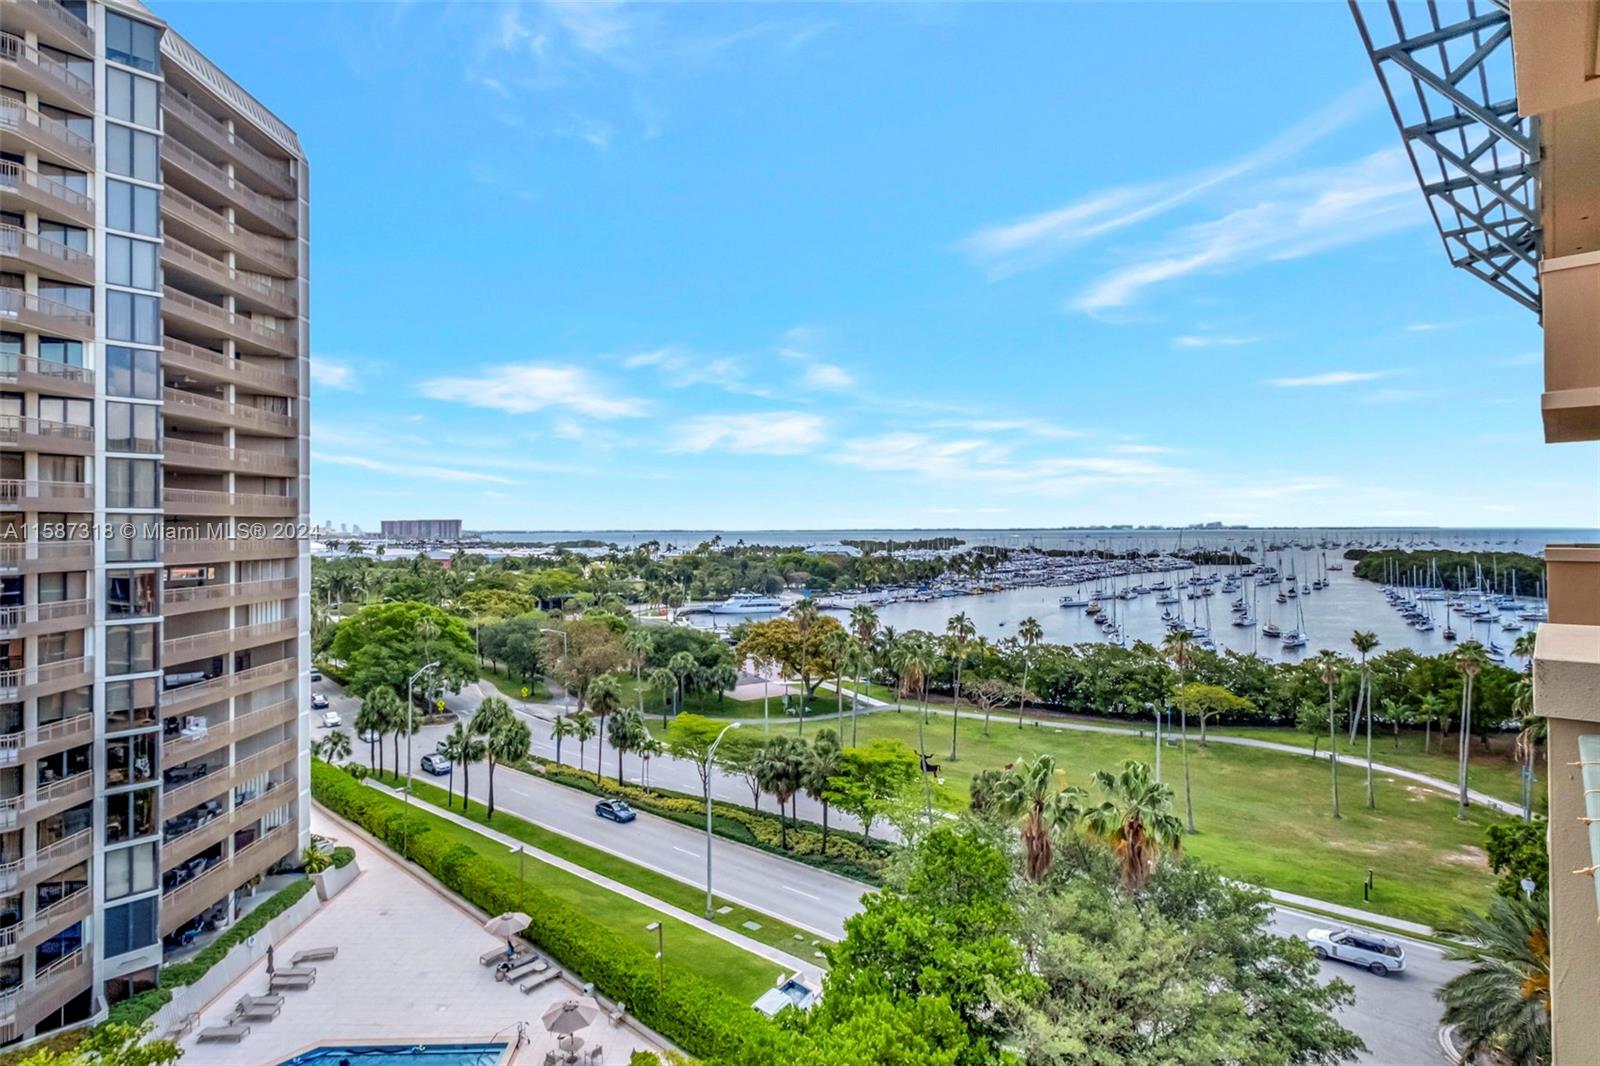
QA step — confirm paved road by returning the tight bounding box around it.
[314,682,1460,1063]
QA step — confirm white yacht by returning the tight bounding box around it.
[706,592,785,615]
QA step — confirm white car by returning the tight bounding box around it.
[319,710,342,729]
[1304,926,1406,976]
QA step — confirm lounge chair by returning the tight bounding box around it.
[197,1024,251,1043]
[519,969,562,994]
[480,946,511,966]
[271,965,316,979]
[269,972,315,991]
[608,1002,626,1024]
[229,1002,280,1023]
[500,958,544,983]
[291,946,339,965]
[241,993,284,1009]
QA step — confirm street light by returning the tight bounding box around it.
[644,921,663,991]
[704,721,742,919]
[403,660,440,857]
[1146,701,1159,780]
[540,628,570,710]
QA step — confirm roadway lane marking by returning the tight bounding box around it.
[781,885,821,900]
[672,846,699,857]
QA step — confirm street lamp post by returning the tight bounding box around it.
[704,721,742,919]
[1147,701,1159,780]
[403,660,440,858]
[645,921,663,991]
[540,628,570,710]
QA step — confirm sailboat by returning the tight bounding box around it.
[1280,598,1308,649]
[1443,603,1457,641]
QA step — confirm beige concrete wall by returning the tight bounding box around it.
[1546,715,1600,1064]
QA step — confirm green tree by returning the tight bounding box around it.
[992,754,1086,881]
[587,673,624,780]
[667,651,697,720]
[1438,893,1550,1066]
[607,707,646,785]
[842,636,874,747]
[623,627,655,716]
[1454,642,1488,819]
[1316,650,1343,820]
[829,738,919,843]
[943,611,976,759]
[888,633,939,824]
[438,723,468,808]
[361,687,403,781]
[469,696,516,818]
[804,729,843,853]
[664,713,726,801]
[570,711,597,781]
[16,1022,180,1066]
[736,613,847,702]
[1015,615,1043,728]
[319,729,352,765]
[1085,759,1184,893]
[1171,681,1255,746]
[1485,817,1549,900]
[328,600,478,700]
[755,735,808,849]
[550,713,577,768]
[546,617,628,713]
[1351,630,1381,809]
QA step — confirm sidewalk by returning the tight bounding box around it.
[1264,887,1439,938]
[362,779,824,982]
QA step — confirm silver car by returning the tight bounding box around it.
[1304,926,1407,976]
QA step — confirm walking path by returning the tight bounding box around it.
[362,778,824,981]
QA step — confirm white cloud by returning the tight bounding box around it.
[313,452,515,484]
[1268,370,1390,387]
[1500,351,1540,367]
[310,358,357,391]
[930,417,1085,440]
[802,362,854,389]
[1172,334,1260,349]
[622,347,765,395]
[559,114,614,149]
[420,364,645,418]
[672,412,826,454]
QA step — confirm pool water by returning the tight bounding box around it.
[276,1044,505,1066]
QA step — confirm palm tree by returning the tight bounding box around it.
[1162,628,1198,833]
[1420,692,1445,754]
[470,697,518,819]
[608,707,645,785]
[802,730,842,854]
[1016,616,1043,729]
[1085,759,1184,893]
[841,637,873,748]
[1512,630,1537,674]
[1455,642,1488,819]
[570,712,597,781]
[623,628,654,716]
[1511,677,1542,822]
[889,634,938,823]
[354,698,386,775]
[820,628,850,721]
[646,666,678,722]
[848,604,879,647]
[319,730,352,765]
[1351,630,1380,810]
[586,673,624,781]
[362,688,404,782]
[1317,650,1343,820]
[944,612,976,759]
[993,754,1086,881]
[755,736,806,849]
[1161,628,1195,681]
[1438,893,1550,1066]
[638,733,663,791]
[439,724,468,808]
[550,714,577,769]
[667,651,697,720]
[457,730,486,814]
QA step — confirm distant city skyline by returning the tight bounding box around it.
[163,1,1600,529]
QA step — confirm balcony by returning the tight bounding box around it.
[161,536,299,566]
[0,655,92,701]
[161,338,296,398]
[0,596,90,637]
[160,236,296,319]
[0,287,92,340]
[161,658,299,719]
[163,286,296,357]
[164,89,296,198]
[0,540,93,572]
[0,886,89,962]
[160,137,296,239]
[164,385,296,435]
[164,576,298,617]
[159,819,298,936]
[162,696,297,764]
[0,709,92,769]
[162,617,300,663]
[0,223,93,286]
[0,99,92,169]
[162,777,292,870]
[17,768,91,824]
[0,945,88,1043]
[0,160,92,228]
[164,438,298,478]
[160,185,296,276]
[161,740,298,824]
[0,32,92,111]
[0,826,91,895]
[0,351,93,398]
[0,415,93,456]
[0,479,92,511]
[0,0,94,53]
[162,486,299,519]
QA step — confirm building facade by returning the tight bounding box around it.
[1,0,309,1043]
[380,519,461,542]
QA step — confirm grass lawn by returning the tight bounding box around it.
[479,665,552,702]
[351,777,783,1003]
[613,673,840,721]
[785,709,1500,928]
[375,771,834,961]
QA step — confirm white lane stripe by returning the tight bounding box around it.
[672,846,699,857]
[781,885,821,901]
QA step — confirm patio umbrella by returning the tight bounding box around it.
[542,997,600,1036]
[482,912,531,939]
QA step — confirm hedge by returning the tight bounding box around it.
[311,761,800,1063]
[525,757,890,884]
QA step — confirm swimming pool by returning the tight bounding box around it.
[276,1043,506,1066]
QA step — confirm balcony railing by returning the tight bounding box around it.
[161,658,299,717]
[0,98,91,166]
[162,742,296,822]
[163,286,296,355]
[0,886,89,956]
[162,777,290,868]
[0,0,94,50]
[0,479,92,508]
[0,596,91,633]
[0,709,92,766]
[0,160,92,221]
[0,826,91,894]
[0,222,93,281]
[0,414,93,451]
[0,351,93,392]
[0,655,92,700]
[161,536,299,566]
[160,819,297,935]
[164,89,295,196]
[0,287,92,336]
[164,576,298,612]
[163,386,296,433]
[162,617,300,661]
[0,945,85,1036]
[163,437,297,476]
[161,137,295,236]
[160,337,296,396]
[0,32,92,106]
[0,540,93,570]
[160,185,295,274]
[162,486,299,519]
[161,696,297,763]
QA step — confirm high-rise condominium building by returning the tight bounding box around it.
[380,519,461,542]
[1,0,309,1043]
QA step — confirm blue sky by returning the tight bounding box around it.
[158,1,1598,531]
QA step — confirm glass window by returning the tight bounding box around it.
[37,162,88,195]
[106,235,159,291]
[105,735,157,787]
[106,346,159,399]
[39,338,85,368]
[38,397,91,427]
[106,180,158,236]
[106,401,160,453]
[105,12,161,74]
[104,897,158,957]
[105,514,160,563]
[36,687,90,727]
[106,623,156,674]
[105,458,158,508]
[106,123,159,182]
[38,222,89,253]
[104,965,158,1005]
[104,841,158,901]
[105,68,159,128]
[38,283,91,312]
[106,570,159,617]
[106,678,157,731]
[38,103,92,141]
[107,291,161,345]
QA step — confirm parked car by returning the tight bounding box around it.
[360,729,380,743]
[310,670,323,682]
[311,692,329,710]
[319,710,341,729]
[420,753,452,776]
[594,798,636,823]
[1304,927,1407,976]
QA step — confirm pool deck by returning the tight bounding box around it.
[175,808,669,1065]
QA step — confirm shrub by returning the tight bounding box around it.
[311,761,799,1062]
